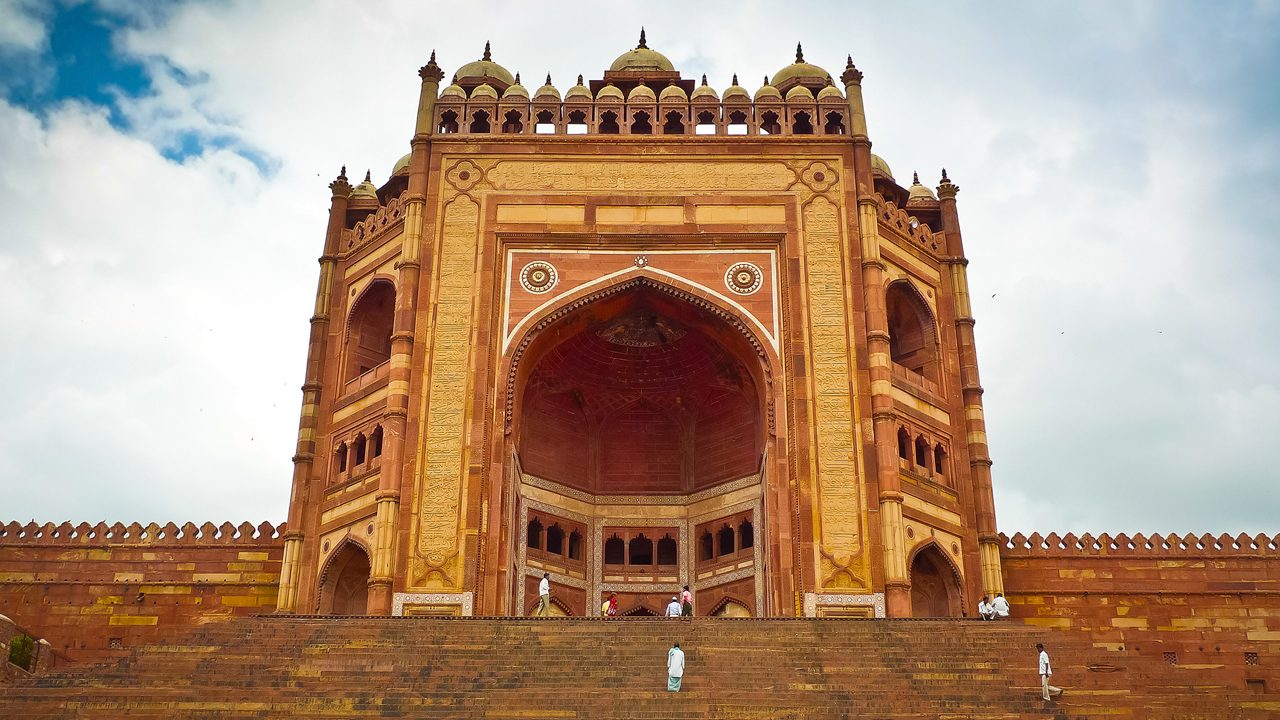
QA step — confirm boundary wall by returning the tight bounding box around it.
[999,531,1280,693]
[0,521,284,664]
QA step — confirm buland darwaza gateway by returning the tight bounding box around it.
[277,33,1000,620]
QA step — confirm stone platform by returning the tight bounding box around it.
[1,616,1274,719]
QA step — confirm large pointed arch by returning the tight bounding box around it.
[316,537,372,615]
[906,539,965,618]
[885,278,940,384]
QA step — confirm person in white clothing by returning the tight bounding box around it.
[1037,643,1063,700]
[667,642,686,692]
[991,593,1010,619]
[977,596,994,620]
[665,596,682,617]
[534,572,551,616]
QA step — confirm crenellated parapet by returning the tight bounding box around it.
[999,530,1280,556]
[874,193,941,256]
[342,191,408,255]
[0,520,285,546]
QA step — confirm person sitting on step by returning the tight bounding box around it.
[991,592,1010,619]
[978,595,995,620]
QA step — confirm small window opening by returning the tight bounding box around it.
[739,520,754,549]
[501,109,523,134]
[695,110,717,135]
[823,111,845,135]
[335,443,348,473]
[629,534,653,565]
[599,110,620,134]
[534,109,556,134]
[527,518,543,550]
[699,531,714,561]
[566,110,588,134]
[630,110,652,134]
[662,111,684,134]
[792,111,813,135]
[898,427,911,460]
[438,110,459,134]
[353,434,367,466]
[914,435,929,470]
[657,535,677,566]
[468,110,491,134]
[760,111,781,135]
[546,524,564,555]
[727,110,748,135]
[567,530,582,561]
[604,535,625,564]
[371,426,383,458]
[717,524,735,557]
[934,444,947,475]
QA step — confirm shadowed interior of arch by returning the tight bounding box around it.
[515,284,765,495]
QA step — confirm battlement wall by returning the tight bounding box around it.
[999,531,1280,691]
[0,520,285,665]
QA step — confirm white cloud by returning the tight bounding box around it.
[0,0,48,51]
[1,1,1277,536]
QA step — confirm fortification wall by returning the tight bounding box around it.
[0,521,284,664]
[1000,531,1280,692]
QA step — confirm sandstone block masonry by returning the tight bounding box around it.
[0,521,283,664]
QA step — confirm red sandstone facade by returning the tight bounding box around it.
[0,37,1274,692]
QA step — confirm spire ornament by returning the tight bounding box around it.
[937,168,959,199]
[840,54,863,85]
[912,171,920,185]
[545,73,552,85]
[638,27,648,49]
[364,169,372,182]
[701,74,708,86]
[577,74,584,85]
[419,49,444,82]
[731,73,739,85]
[482,41,492,61]
[796,43,804,62]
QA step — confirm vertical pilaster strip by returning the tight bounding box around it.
[938,172,1003,595]
[278,168,351,613]
[843,58,910,617]
[367,53,444,616]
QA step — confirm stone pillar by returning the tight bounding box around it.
[277,168,351,613]
[366,52,444,616]
[843,58,910,617]
[937,171,1003,595]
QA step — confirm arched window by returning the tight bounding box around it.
[934,444,947,476]
[886,282,940,383]
[662,111,684,134]
[630,111,652,134]
[599,111,620,134]
[469,110,491,133]
[823,111,845,135]
[345,280,395,382]
[567,530,582,560]
[527,518,543,550]
[629,534,653,566]
[695,110,717,135]
[759,110,781,135]
[501,109,524,133]
[699,531,714,561]
[792,111,813,135]
[353,434,367,466]
[739,520,754,550]
[370,426,383,458]
[898,427,911,460]
[566,110,588,134]
[656,535,677,566]
[914,435,929,471]
[534,109,556,134]
[604,535,625,565]
[717,524,735,557]
[546,524,564,555]
[335,443,348,474]
[438,110,459,134]
[726,110,748,135]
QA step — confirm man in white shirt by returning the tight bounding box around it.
[667,642,686,692]
[977,596,994,620]
[665,596,682,617]
[534,572,550,616]
[991,593,1010,619]
[1037,643,1063,701]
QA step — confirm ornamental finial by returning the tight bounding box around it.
[577,74,584,85]
[638,27,648,49]
[419,50,444,82]
[515,72,521,84]
[796,43,804,62]
[941,168,949,181]
[545,73,552,85]
[700,74,708,86]
[339,165,347,180]
[912,171,920,185]
[731,73,739,85]
[840,55,863,85]
[364,169,371,183]
[482,41,492,61]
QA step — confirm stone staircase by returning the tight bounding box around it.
[0,616,1266,719]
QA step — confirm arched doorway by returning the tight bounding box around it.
[503,278,776,616]
[908,544,962,618]
[318,542,371,615]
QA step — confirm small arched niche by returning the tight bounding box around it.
[346,280,395,382]
[885,281,940,384]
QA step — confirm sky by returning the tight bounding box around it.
[1,0,1278,536]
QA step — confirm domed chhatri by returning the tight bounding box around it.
[870,154,894,180]
[753,76,782,102]
[691,74,719,101]
[627,82,657,102]
[454,41,515,91]
[659,82,688,102]
[534,74,560,100]
[348,170,380,209]
[722,74,750,101]
[609,28,675,72]
[565,74,592,101]
[772,43,831,93]
[908,171,938,202]
[390,152,411,178]
[502,73,529,99]
[470,82,499,100]
[596,83,625,101]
